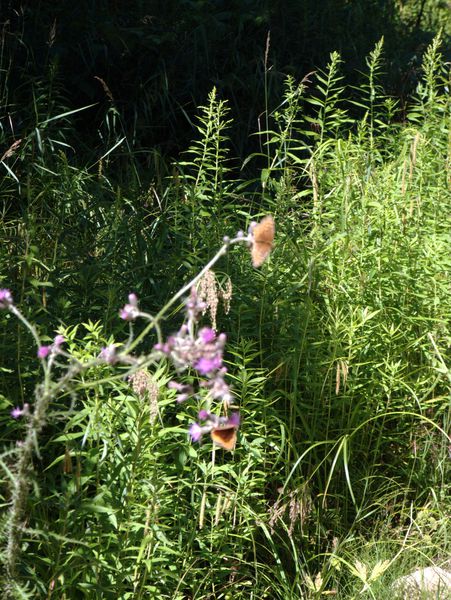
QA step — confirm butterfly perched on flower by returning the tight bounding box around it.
[189,412,240,451]
[210,411,240,450]
[210,423,238,450]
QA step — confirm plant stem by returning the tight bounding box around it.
[128,236,247,352]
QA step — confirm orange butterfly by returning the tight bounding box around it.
[251,215,275,268]
[210,424,238,450]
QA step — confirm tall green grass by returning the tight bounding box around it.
[1,34,450,598]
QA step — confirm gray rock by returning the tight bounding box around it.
[393,566,451,599]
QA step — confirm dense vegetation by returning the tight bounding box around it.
[0,3,450,598]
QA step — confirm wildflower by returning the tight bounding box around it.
[11,407,23,419]
[194,331,226,375]
[153,339,173,355]
[99,344,118,364]
[129,370,160,423]
[185,287,206,321]
[120,293,140,321]
[11,404,29,419]
[0,288,13,309]
[53,334,65,348]
[159,315,231,407]
[156,328,194,371]
[128,292,138,305]
[37,346,51,359]
[198,270,219,330]
[158,286,237,441]
[168,380,194,403]
[49,335,65,355]
[201,368,233,408]
[189,422,203,442]
[157,325,224,375]
[226,411,240,428]
[200,327,216,344]
[195,355,222,375]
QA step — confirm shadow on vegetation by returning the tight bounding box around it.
[2,0,450,160]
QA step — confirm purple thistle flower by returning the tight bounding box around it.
[195,355,223,376]
[99,345,118,365]
[168,380,194,403]
[168,380,185,391]
[154,337,174,355]
[128,293,138,306]
[0,288,13,309]
[200,370,233,407]
[10,403,29,419]
[120,293,140,321]
[37,345,51,359]
[189,422,203,442]
[227,412,240,428]
[200,327,216,344]
[53,334,65,347]
[217,332,227,346]
[198,409,210,421]
[120,305,139,321]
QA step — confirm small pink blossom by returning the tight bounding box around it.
[168,380,194,403]
[99,345,118,364]
[120,305,139,321]
[195,355,222,375]
[227,412,240,428]
[200,370,233,407]
[53,334,65,347]
[189,422,203,442]
[11,403,29,419]
[37,346,51,359]
[200,328,216,343]
[128,293,138,306]
[0,288,13,309]
[120,293,140,321]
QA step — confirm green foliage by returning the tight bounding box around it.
[1,33,451,599]
[179,87,233,194]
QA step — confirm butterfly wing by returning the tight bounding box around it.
[210,425,237,450]
[251,216,275,268]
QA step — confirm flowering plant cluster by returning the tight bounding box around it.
[0,215,274,589]
[2,215,275,445]
[154,286,237,448]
